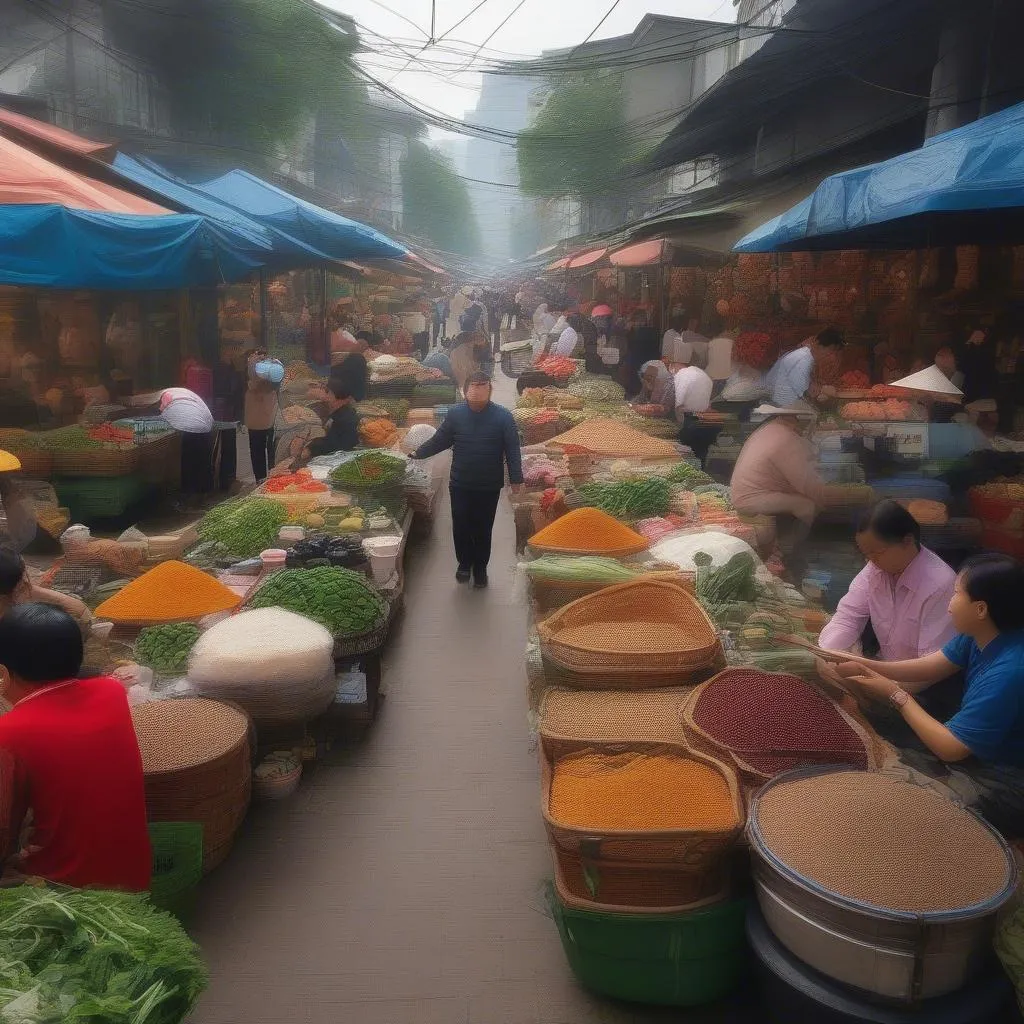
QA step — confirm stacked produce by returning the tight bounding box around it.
[247,566,387,639]
[903,498,949,525]
[549,750,738,832]
[682,669,870,785]
[196,497,289,559]
[188,609,336,728]
[839,370,870,389]
[260,471,329,495]
[525,555,640,586]
[533,355,577,380]
[733,332,778,371]
[565,375,625,405]
[574,477,672,519]
[357,398,410,424]
[752,771,1012,914]
[285,534,366,568]
[135,622,202,674]
[359,418,400,448]
[840,399,925,421]
[94,560,240,624]
[329,451,406,488]
[0,886,206,1024]
[529,508,649,556]
[546,419,678,460]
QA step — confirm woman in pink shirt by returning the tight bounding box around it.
[819,500,956,662]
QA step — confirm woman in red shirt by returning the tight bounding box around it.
[0,603,150,890]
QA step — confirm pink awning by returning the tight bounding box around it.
[568,247,608,269]
[0,107,115,158]
[609,238,670,267]
[0,136,169,214]
[546,256,571,271]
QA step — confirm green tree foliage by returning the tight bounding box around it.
[401,141,482,258]
[517,75,631,199]
[106,0,371,151]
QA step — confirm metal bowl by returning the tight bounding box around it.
[747,765,1017,1003]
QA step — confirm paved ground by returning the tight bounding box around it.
[187,373,743,1024]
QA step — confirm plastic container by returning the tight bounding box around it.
[551,881,747,1007]
[260,548,289,570]
[363,535,402,583]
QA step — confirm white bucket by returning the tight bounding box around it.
[363,535,401,583]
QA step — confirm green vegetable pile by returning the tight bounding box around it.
[576,477,672,520]
[525,556,639,583]
[0,885,206,1024]
[665,462,713,487]
[357,399,410,425]
[38,427,102,452]
[135,623,201,675]
[196,497,288,559]
[329,452,406,489]
[248,566,387,637]
[566,375,625,405]
[695,551,761,607]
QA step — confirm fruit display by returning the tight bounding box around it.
[135,622,202,675]
[248,566,387,638]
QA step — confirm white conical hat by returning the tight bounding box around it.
[890,364,963,396]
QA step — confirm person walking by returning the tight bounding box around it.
[244,349,282,483]
[410,372,523,589]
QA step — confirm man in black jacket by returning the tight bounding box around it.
[411,372,523,589]
[305,381,360,459]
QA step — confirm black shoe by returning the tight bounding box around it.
[456,567,471,583]
[473,571,488,589]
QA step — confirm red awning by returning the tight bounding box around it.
[0,107,115,158]
[568,247,608,269]
[0,136,169,213]
[545,256,571,271]
[609,238,670,267]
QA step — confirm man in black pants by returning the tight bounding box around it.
[410,372,523,589]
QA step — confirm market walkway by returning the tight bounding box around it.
[188,373,716,1024]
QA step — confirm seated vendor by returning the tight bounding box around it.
[834,553,1024,834]
[635,360,675,417]
[0,547,89,626]
[0,604,151,889]
[730,406,825,582]
[819,500,956,661]
[303,381,359,460]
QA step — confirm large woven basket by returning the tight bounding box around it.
[537,579,721,681]
[541,741,742,905]
[133,698,252,873]
[333,614,390,658]
[539,688,692,762]
[678,671,875,789]
[52,446,140,477]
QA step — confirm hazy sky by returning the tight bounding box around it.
[326,0,734,124]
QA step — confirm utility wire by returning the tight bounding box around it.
[571,0,624,53]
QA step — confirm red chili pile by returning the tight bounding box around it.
[691,670,867,776]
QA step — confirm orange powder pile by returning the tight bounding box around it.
[550,751,738,832]
[529,508,649,555]
[95,560,240,623]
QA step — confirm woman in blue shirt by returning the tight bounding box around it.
[839,553,1024,833]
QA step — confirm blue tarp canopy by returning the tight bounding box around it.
[111,155,341,268]
[0,204,270,289]
[198,169,407,262]
[735,101,1024,252]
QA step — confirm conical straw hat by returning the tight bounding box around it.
[0,449,22,473]
[890,365,963,396]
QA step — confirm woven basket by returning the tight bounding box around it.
[333,614,390,658]
[133,698,252,873]
[542,741,743,899]
[552,845,731,915]
[136,432,180,487]
[537,579,721,681]
[501,345,534,378]
[678,672,873,788]
[539,688,692,762]
[529,568,694,616]
[52,446,140,477]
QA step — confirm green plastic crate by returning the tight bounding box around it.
[551,888,747,1007]
[149,822,203,921]
[54,475,150,521]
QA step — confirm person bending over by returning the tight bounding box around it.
[411,372,523,589]
[0,604,150,889]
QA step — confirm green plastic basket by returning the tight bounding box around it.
[148,822,204,921]
[551,886,747,1007]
